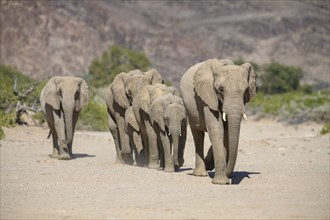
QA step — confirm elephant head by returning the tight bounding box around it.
[150,93,187,170]
[193,58,256,176]
[42,76,89,144]
[111,69,163,110]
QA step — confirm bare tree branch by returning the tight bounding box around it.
[12,75,19,96]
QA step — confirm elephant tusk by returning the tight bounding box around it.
[168,132,171,136]
[222,112,227,122]
[243,113,248,121]
[179,133,182,137]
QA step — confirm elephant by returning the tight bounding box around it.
[131,83,179,169]
[149,93,187,172]
[40,76,89,160]
[105,69,163,164]
[179,58,256,184]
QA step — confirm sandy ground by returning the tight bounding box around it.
[1,118,329,220]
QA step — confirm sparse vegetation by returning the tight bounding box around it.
[320,122,330,135]
[88,44,151,87]
[0,65,45,139]
[76,98,108,131]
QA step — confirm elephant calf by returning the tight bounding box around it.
[149,93,187,172]
[40,76,89,160]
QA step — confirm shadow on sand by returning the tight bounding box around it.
[208,171,261,185]
[71,153,96,159]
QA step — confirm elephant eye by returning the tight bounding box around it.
[57,89,63,98]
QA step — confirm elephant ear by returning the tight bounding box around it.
[144,69,164,85]
[76,78,89,111]
[111,72,130,109]
[104,84,113,109]
[241,63,257,103]
[137,86,151,114]
[193,59,219,111]
[43,77,60,110]
[149,99,166,131]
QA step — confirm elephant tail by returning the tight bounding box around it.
[47,130,52,139]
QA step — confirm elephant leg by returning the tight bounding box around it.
[54,111,71,160]
[50,130,59,158]
[146,122,159,169]
[191,127,207,177]
[161,134,174,172]
[108,114,124,164]
[205,145,214,171]
[207,126,229,185]
[116,115,133,165]
[68,111,79,158]
[140,125,149,165]
[158,134,165,169]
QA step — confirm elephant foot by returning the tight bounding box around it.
[193,168,208,177]
[148,162,160,170]
[164,166,175,172]
[49,152,58,159]
[115,156,124,164]
[58,154,71,160]
[212,174,230,185]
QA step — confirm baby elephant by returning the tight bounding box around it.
[40,76,89,160]
[149,93,187,172]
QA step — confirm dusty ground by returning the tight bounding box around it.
[1,118,329,220]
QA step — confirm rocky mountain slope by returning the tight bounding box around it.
[1,0,329,88]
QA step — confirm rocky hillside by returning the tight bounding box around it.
[1,0,329,88]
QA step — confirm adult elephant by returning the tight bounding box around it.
[105,69,163,164]
[132,83,179,169]
[149,93,187,172]
[40,76,89,160]
[179,58,256,184]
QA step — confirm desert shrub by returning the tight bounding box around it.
[320,122,330,135]
[76,98,108,131]
[0,65,45,138]
[259,62,303,94]
[247,91,330,123]
[88,44,151,87]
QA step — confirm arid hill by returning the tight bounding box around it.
[1,0,329,87]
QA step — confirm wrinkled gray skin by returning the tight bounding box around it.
[132,84,179,168]
[149,93,187,172]
[180,59,256,184]
[40,76,89,160]
[105,69,163,164]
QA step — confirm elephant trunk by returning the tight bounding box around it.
[168,123,182,169]
[171,132,180,170]
[63,106,74,145]
[226,114,242,177]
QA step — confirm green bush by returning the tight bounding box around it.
[88,44,151,87]
[76,98,108,131]
[259,62,303,94]
[0,65,45,139]
[321,122,330,135]
[248,91,330,123]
